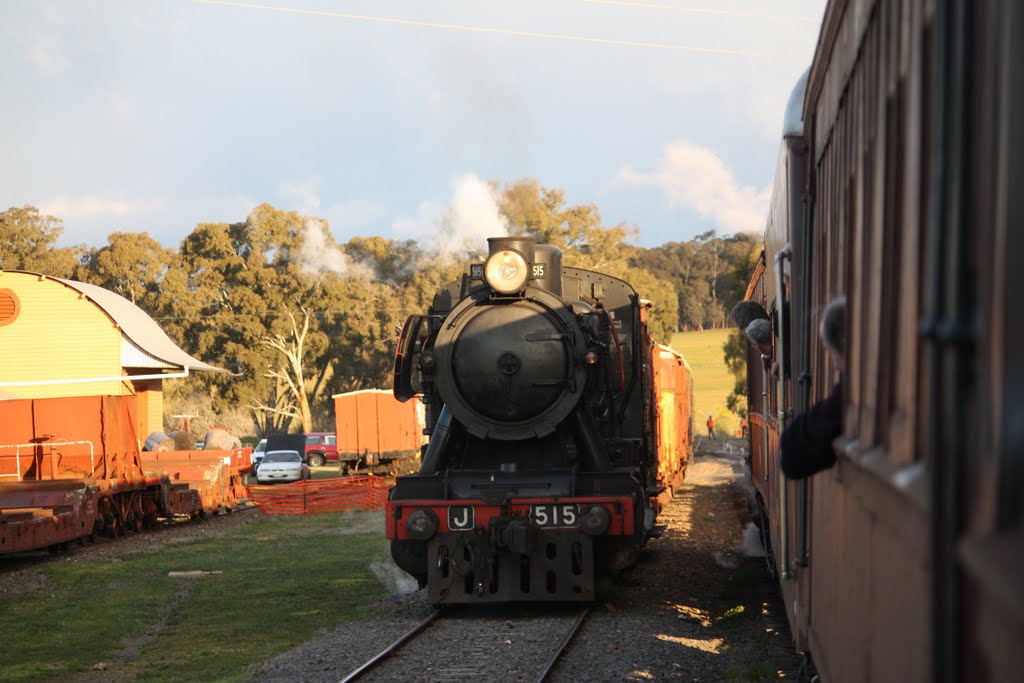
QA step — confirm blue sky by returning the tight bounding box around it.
[0,0,824,250]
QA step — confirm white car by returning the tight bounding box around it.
[251,439,267,470]
[254,450,311,484]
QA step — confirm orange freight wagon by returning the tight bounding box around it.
[651,344,693,512]
[332,389,425,475]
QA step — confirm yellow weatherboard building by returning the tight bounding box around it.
[0,271,222,438]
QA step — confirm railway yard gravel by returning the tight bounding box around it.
[250,442,803,683]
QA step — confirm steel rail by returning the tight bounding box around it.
[338,610,442,683]
[534,606,591,683]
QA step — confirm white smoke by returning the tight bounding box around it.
[297,216,371,277]
[288,173,509,278]
[369,560,420,594]
[740,521,766,557]
[399,174,509,262]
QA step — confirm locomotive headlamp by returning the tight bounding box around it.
[484,249,529,294]
[580,505,611,536]
[406,508,439,541]
[585,351,599,365]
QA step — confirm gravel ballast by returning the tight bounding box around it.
[250,445,801,683]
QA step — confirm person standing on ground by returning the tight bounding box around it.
[706,415,716,439]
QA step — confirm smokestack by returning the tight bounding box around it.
[487,235,536,263]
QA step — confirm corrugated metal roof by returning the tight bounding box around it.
[121,336,176,369]
[42,275,226,373]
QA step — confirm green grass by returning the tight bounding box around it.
[724,660,778,681]
[668,328,743,439]
[717,604,747,623]
[0,512,392,683]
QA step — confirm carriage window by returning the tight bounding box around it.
[880,78,909,462]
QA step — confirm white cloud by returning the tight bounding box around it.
[391,201,443,240]
[39,194,167,221]
[12,5,71,80]
[35,194,170,246]
[279,181,321,213]
[106,90,139,129]
[324,199,387,236]
[645,58,808,142]
[27,31,69,79]
[614,141,770,234]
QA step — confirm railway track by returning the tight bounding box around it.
[340,605,591,683]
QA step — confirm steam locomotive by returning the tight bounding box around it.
[386,236,691,603]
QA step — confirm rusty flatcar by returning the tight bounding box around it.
[742,1,1022,681]
[0,396,251,552]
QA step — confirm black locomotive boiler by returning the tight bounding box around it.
[387,236,681,603]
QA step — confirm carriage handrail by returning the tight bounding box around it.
[0,441,96,481]
[775,245,793,581]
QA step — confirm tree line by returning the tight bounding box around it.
[1,179,758,435]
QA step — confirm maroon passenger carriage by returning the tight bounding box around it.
[742,1,1023,681]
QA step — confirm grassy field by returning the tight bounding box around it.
[0,511,394,683]
[668,328,744,439]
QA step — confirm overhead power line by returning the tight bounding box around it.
[194,0,802,59]
[579,0,819,24]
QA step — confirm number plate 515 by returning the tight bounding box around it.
[530,503,580,528]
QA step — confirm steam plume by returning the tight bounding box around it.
[369,560,420,594]
[400,174,510,262]
[298,217,370,277]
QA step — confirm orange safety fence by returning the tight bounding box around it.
[245,476,390,515]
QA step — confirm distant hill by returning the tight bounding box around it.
[668,329,742,440]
